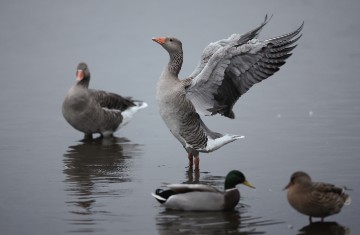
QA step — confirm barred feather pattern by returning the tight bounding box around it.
[186,19,304,119]
[169,52,183,76]
[214,22,304,118]
[173,90,208,150]
[91,90,135,111]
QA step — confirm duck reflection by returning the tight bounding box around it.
[155,206,282,235]
[298,222,350,235]
[63,137,141,215]
[156,210,241,235]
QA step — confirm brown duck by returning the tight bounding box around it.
[284,171,351,223]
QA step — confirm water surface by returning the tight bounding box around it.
[0,0,359,234]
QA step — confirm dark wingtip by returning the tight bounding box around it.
[235,14,273,46]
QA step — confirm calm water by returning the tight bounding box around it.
[0,0,359,234]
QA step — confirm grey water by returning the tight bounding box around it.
[0,0,359,234]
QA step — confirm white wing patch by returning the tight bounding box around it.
[205,134,244,152]
[119,101,148,128]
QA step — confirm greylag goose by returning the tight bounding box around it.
[62,62,147,139]
[152,16,303,170]
[284,171,351,223]
[152,170,255,211]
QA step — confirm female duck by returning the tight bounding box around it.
[284,171,351,223]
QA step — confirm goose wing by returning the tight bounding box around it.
[90,90,135,111]
[186,19,303,118]
[189,15,271,79]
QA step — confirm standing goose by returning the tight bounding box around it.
[62,62,147,139]
[151,170,255,211]
[284,171,351,223]
[152,16,303,170]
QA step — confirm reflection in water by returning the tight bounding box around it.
[298,222,350,235]
[156,206,281,235]
[63,137,141,232]
[156,170,282,235]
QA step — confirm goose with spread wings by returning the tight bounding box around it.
[152,16,303,170]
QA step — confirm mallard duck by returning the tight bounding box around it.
[284,171,351,223]
[151,170,255,211]
[152,15,303,170]
[62,63,147,139]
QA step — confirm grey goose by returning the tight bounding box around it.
[152,15,303,170]
[62,62,147,139]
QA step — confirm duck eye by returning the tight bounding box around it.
[169,39,173,42]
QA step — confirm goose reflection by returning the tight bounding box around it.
[298,222,350,235]
[63,137,141,215]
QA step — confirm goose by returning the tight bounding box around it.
[152,170,255,211]
[62,62,147,139]
[284,171,351,223]
[152,15,303,170]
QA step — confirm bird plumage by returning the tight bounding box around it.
[284,171,351,223]
[62,63,147,139]
[153,16,303,170]
[151,170,255,211]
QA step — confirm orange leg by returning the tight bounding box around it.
[194,153,200,172]
[188,152,193,169]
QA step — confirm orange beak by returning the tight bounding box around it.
[152,37,166,45]
[76,70,84,81]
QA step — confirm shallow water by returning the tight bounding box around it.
[1,0,360,234]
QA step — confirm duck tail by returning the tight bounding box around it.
[151,193,167,203]
[151,189,169,204]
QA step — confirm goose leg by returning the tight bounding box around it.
[188,152,193,169]
[194,153,200,172]
[309,216,313,223]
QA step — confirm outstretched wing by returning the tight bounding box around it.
[186,20,303,118]
[189,14,271,79]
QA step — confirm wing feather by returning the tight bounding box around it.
[189,14,271,79]
[167,184,221,193]
[186,20,303,118]
[90,90,135,111]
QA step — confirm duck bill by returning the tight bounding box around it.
[76,70,84,81]
[152,37,166,45]
[243,180,256,189]
[283,182,292,190]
